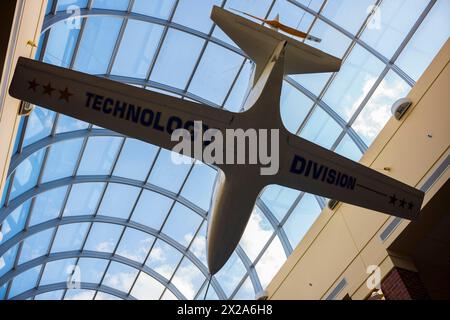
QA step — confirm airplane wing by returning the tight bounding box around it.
[274,134,424,220]
[9,57,233,159]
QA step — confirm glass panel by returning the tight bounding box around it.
[280,82,314,134]
[322,0,375,35]
[260,185,300,222]
[18,229,54,265]
[307,19,352,58]
[214,252,246,298]
[43,21,80,67]
[102,261,139,293]
[56,0,88,12]
[0,245,19,278]
[55,115,89,134]
[130,272,165,300]
[283,193,322,248]
[171,257,205,300]
[239,207,273,262]
[97,184,140,219]
[180,163,216,211]
[147,149,193,193]
[232,276,254,300]
[323,44,385,121]
[45,0,54,14]
[188,43,244,105]
[0,200,31,244]
[116,228,155,263]
[92,0,129,10]
[0,176,10,207]
[172,0,222,33]
[132,0,176,19]
[161,289,178,300]
[76,258,109,283]
[50,223,89,253]
[360,0,429,60]
[113,139,158,181]
[64,289,95,300]
[13,118,24,155]
[225,0,273,21]
[255,237,286,289]
[84,223,124,253]
[77,137,123,175]
[23,107,56,147]
[150,29,205,89]
[300,107,342,149]
[41,139,83,183]
[161,203,202,247]
[34,290,64,300]
[131,190,174,230]
[111,20,164,78]
[189,221,207,266]
[40,258,77,285]
[224,60,253,112]
[8,266,41,299]
[63,183,105,216]
[353,70,410,146]
[335,135,363,162]
[9,149,45,200]
[145,239,183,280]
[95,291,121,300]
[290,73,332,96]
[396,0,450,81]
[74,16,123,75]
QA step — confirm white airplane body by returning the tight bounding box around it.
[8,7,424,275]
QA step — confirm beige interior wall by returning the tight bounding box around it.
[268,38,450,300]
[0,0,48,200]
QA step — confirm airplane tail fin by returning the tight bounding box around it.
[211,6,340,85]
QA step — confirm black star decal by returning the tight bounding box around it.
[399,199,406,208]
[42,82,55,96]
[389,194,398,206]
[28,79,39,92]
[408,202,414,210]
[58,87,73,102]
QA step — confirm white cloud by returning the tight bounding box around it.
[131,273,165,300]
[239,209,273,261]
[255,238,286,288]
[103,271,136,292]
[65,290,95,300]
[95,240,115,253]
[353,77,408,140]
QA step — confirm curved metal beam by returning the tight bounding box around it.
[10,282,135,300]
[0,175,207,224]
[0,250,186,300]
[42,9,245,57]
[8,129,121,175]
[102,74,222,109]
[0,215,226,299]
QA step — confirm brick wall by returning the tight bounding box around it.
[381,267,429,300]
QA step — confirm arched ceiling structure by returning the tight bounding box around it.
[1,0,448,300]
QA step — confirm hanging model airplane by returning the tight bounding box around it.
[8,7,424,276]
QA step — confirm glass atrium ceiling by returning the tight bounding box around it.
[0,0,449,300]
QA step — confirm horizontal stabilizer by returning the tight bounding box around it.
[211,6,341,83]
